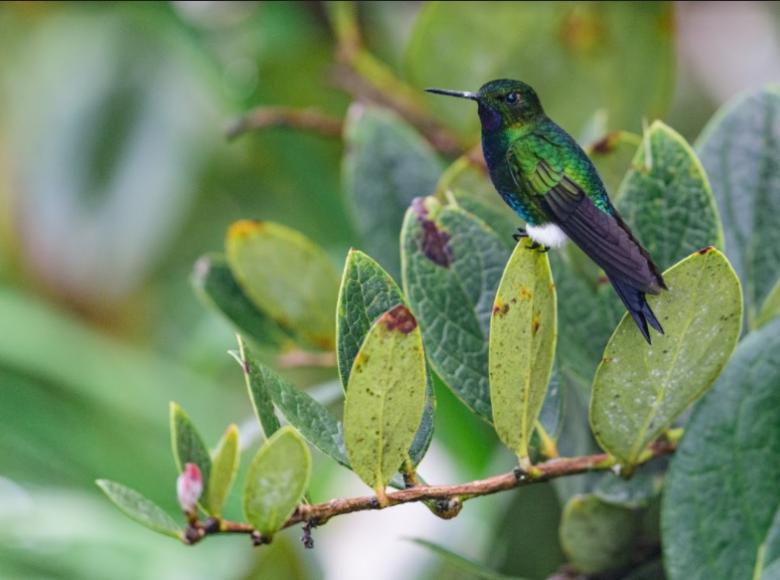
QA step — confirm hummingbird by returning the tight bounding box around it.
[426,79,666,344]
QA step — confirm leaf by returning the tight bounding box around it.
[538,368,564,441]
[191,253,292,350]
[336,249,435,465]
[559,494,639,574]
[401,196,511,420]
[617,120,724,270]
[756,278,780,329]
[593,468,664,509]
[409,538,528,580]
[239,338,282,438]
[489,239,557,462]
[661,318,780,580]
[696,85,780,323]
[550,252,623,397]
[590,248,743,467]
[243,426,311,538]
[450,191,520,250]
[342,105,443,278]
[336,249,407,387]
[343,304,427,492]
[243,349,349,467]
[436,154,520,245]
[96,480,181,539]
[409,2,674,136]
[169,402,211,509]
[759,509,780,580]
[225,220,340,350]
[207,424,240,518]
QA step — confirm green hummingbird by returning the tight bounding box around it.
[427,79,666,344]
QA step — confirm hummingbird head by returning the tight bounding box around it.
[426,79,544,132]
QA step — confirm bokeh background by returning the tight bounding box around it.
[0,2,778,579]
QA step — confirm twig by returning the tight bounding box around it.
[182,439,676,546]
[226,107,343,141]
[277,349,337,369]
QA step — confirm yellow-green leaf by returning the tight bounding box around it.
[169,402,211,510]
[343,304,427,493]
[207,424,240,518]
[489,239,557,462]
[590,248,743,467]
[96,480,181,539]
[225,220,340,351]
[243,426,311,538]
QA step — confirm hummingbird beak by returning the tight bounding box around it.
[425,88,479,101]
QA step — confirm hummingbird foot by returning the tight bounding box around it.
[527,241,550,252]
[512,228,528,242]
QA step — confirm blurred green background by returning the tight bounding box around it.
[0,2,778,579]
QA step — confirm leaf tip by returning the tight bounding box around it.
[227,219,263,241]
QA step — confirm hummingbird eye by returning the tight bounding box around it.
[505,92,519,104]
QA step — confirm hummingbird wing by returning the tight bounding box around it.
[506,141,665,295]
[506,137,666,342]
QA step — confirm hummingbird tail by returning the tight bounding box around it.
[608,276,664,344]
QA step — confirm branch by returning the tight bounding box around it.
[182,438,676,546]
[277,349,337,369]
[226,107,343,141]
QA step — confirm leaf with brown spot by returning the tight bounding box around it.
[343,303,428,493]
[489,239,557,462]
[402,196,511,420]
[336,249,435,465]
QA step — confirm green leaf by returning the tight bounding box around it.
[559,494,639,574]
[538,368,564,441]
[550,252,623,397]
[449,191,520,250]
[756,278,780,329]
[239,338,282,438]
[342,105,443,278]
[409,2,674,135]
[401,196,512,420]
[336,249,435,465]
[243,350,349,467]
[590,248,743,467]
[593,468,664,509]
[225,220,340,350]
[243,426,311,538]
[344,304,427,493]
[191,253,292,351]
[409,538,528,580]
[207,424,240,518]
[617,121,724,270]
[759,510,780,580]
[96,480,181,539]
[696,85,780,324]
[489,239,557,462]
[337,249,407,387]
[169,402,211,508]
[662,318,780,580]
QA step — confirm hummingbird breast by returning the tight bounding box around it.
[481,131,545,226]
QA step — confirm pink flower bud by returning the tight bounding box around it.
[177,463,203,513]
